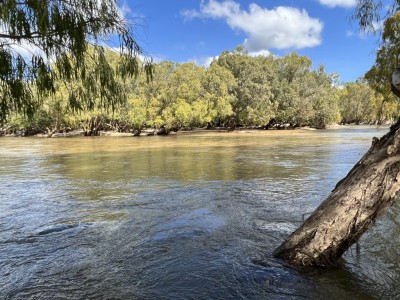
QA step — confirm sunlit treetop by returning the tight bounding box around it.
[0,0,150,122]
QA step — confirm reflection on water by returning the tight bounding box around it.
[0,127,395,299]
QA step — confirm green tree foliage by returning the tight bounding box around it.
[216,49,342,129]
[354,1,400,121]
[171,63,205,128]
[0,0,146,123]
[2,0,397,135]
[201,63,236,127]
[363,12,400,118]
[271,53,339,127]
[216,47,274,128]
[127,61,234,132]
[339,81,378,123]
[4,47,395,135]
[140,61,175,130]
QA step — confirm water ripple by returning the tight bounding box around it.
[0,128,393,299]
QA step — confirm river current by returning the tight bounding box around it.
[1,127,399,299]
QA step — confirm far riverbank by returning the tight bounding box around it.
[0,124,391,138]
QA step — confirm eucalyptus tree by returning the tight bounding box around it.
[274,2,400,268]
[216,47,274,129]
[172,63,205,128]
[307,66,340,128]
[363,11,400,121]
[38,45,135,136]
[139,62,208,132]
[339,81,380,124]
[272,53,315,125]
[0,0,147,123]
[270,53,339,128]
[128,60,236,132]
[201,63,236,127]
[140,61,175,130]
[124,95,147,135]
[351,1,400,118]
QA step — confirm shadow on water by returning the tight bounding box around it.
[0,127,396,299]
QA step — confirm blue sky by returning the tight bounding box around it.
[124,0,383,83]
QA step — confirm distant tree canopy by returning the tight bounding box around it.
[0,0,146,123]
[3,47,397,136]
[1,0,399,135]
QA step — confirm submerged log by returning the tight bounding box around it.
[273,120,400,267]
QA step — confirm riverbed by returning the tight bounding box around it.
[0,127,398,299]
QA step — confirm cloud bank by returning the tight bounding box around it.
[182,0,323,52]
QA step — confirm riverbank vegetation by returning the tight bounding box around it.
[0,0,398,137]
[0,0,148,136]
[1,47,399,136]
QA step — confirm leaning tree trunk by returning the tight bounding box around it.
[273,120,400,267]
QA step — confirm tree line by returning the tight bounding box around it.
[2,46,399,136]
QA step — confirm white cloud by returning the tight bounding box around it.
[248,49,272,57]
[182,0,323,51]
[182,9,204,20]
[318,0,357,8]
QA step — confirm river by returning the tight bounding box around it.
[0,127,399,299]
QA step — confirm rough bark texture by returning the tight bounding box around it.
[273,120,400,267]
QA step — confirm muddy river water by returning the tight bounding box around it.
[1,127,399,299]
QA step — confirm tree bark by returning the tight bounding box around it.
[273,120,400,267]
